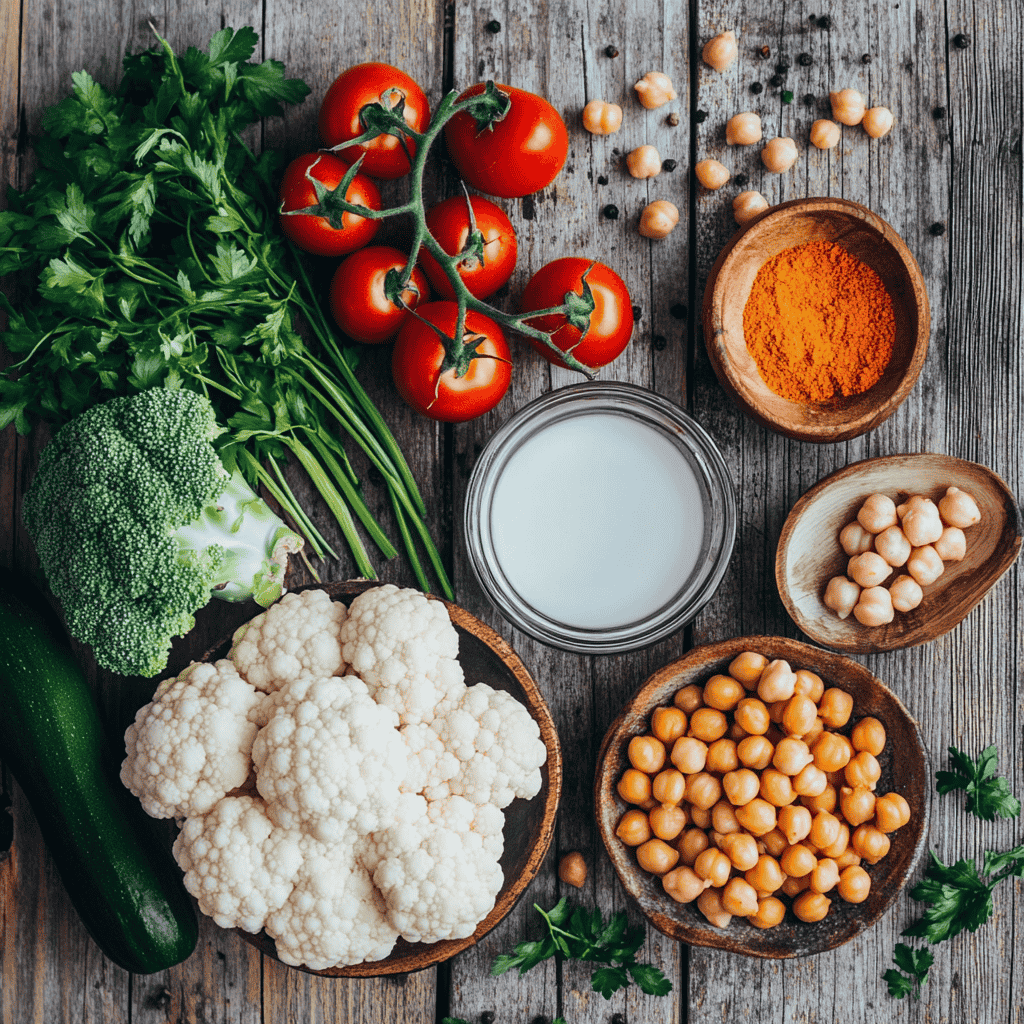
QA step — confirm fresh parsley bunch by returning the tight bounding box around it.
[936,745,1021,820]
[0,27,450,596]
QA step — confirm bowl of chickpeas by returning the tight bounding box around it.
[594,636,929,958]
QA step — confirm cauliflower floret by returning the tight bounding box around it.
[230,589,348,693]
[266,836,400,969]
[340,584,465,725]
[252,674,407,842]
[121,660,262,819]
[426,795,505,861]
[172,795,303,933]
[428,683,547,808]
[399,722,462,796]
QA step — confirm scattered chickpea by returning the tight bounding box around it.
[733,190,770,227]
[695,159,731,189]
[702,30,738,72]
[639,200,679,239]
[627,144,662,179]
[634,71,678,109]
[830,88,866,126]
[935,526,967,561]
[839,521,874,556]
[582,99,623,135]
[938,486,982,528]
[874,526,912,567]
[889,574,923,613]
[907,545,945,587]
[558,851,588,887]
[848,551,892,588]
[853,586,895,626]
[761,137,798,173]
[824,576,861,619]
[809,118,841,149]
[862,106,894,138]
[726,111,763,145]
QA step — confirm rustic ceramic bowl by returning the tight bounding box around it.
[595,636,929,958]
[201,581,562,977]
[776,454,1023,653]
[702,197,930,443]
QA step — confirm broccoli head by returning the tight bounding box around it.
[22,388,303,677]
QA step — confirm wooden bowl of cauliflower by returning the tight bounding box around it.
[120,581,561,976]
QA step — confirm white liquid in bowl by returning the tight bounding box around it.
[489,412,706,629]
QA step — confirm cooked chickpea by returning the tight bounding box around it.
[734,697,770,735]
[616,809,652,846]
[839,785,876,827]
[851,824,890,864]
[792,762,828,798]
[676,827,710,865]
[685,771,723,811]
[652,768,687,805]
[773,737,814,776]
[845,751,882,790]
[808,809,842,851]
[582,99,623,135]
[778,804,813,845]
[782,695,818,737]
[696,887,733,928]
[818,821,850,859]
[935,526,967,562]
[729,651,768,687]
[780,842,817,878]
[748,895,786,929]
[718,831,759,871]
[907,545,945,587]
[818,688,854,729]
[726,111,763,145]
[627,145,663,179]
[839,520,874,556]
[735,798,777,836]
[833,848,862,871]
[793,890,831,922]
[702,30,738,72]
[695,159,731,190]
[636,838,681,876]
[651,706,688,744]
[837,864,871,903]
[690,805,711,829]
[707,738,740,774]
[889,574,923,613]
[733,190,769,226]
[862,106,894,138]
[874,526,912,567]
[802,783,838,815]
[694,847,733,888]
[781,872,811,897]
[874,792,911,833]
[634,71,678,109]
[760,769,796,807]
[803,717,825,749]
[809,118,841,149]
[759,827,789,858]
[721,877,760,916]
[768,699,788,725]
[745,854,785,894]
[704,674,745,711]
[559,851,588,888]
[671,735,708,774]
[857,493,898,533]
[761,136,798,173]
[848,551,892,588]
[674,684,705,714]
[663,864,709,903]
[690,707,729,743]
[649,803,689,841]
[757,660,797,703]
[738,735,774,770]
[853,585,895,626]
[628,735,667,773]
[723,768,760,806]
[708,808,739,843]
[830,88,866,126]
[899,496,944,546]
[618,768,653,805]
[822,575,860,620]
[938,486,981,528]
[638,200,680,239]
[850,717,886,756]
[812,731,852,774]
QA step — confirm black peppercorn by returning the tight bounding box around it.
[769,74,783,88]
[605,44,619,57]
[750,81,764,94]
[952,32,970,48]
[797,52,813,66]
[485,19,501,33]
[775,61,791,74]
[861,52,872,64]
[928,222,946,236]
[695,109,708,123]
[653,335,667,351]
[803,92,816,106]
[481,1014,496,1024]
[662,158,678,172]
[603,204,619,220]
[597,174,608,185]
[667,112,680,126]
[817,15,832,29]
[733,172,749,186]
[932,106,947,120]
[611,1014,627,1024]
[670,303,688,320]
[632,305,642,321]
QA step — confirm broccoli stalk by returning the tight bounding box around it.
[22,389,304,677]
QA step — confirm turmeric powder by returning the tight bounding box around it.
[743,241,896,403]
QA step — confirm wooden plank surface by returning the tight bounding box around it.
[1,0,1022,1022]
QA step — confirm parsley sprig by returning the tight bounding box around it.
[490,898,671,1000]
[883,943,933,999]
[935,745,1022,820]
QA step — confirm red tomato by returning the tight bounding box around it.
[278,152,380,257]
[392,302,512,422]
[519,258,634,370]
[319,63,430,179]
[443,83,568,198]
[419,195,518,299]
[329,246,430,344]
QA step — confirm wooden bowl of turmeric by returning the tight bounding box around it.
[702,197,930,443]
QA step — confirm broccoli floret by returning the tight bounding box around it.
[22,389,303,677]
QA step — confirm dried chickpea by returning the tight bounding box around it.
[780,842,817,878]
[830,88,866,125]
[758,660,797,702]
[852,824,890,864]
[839,520,874,556]
[899,496,943,546]
[707,738,740,774]
[690,707,729,743]
[938,486,981,528]
[773,737,814,776]
[808,809,842,851]
[837,864,871,903]
[674,683,705,713]
[748,895,786,929]
[651,706,688,744]
[735,798,777,836]
[778,804,812,845]
[839,785,876,827]
[582,99,623,135]
[759,827,789,858]
[671,736,708,774]
[704,674,745,711]
[858,493,898,533]
[733,190,769,226]
[663,864,709,904]
[618,768,653,805]
[761,137,798,173]
[649,803,688,841]
[851,716,886,756]
[874,526,911,567]
[823,576,861,620]
[710,800,741,835]
[780,872,811,897]
[794,669,825,703]
[793,890,831,922]
[792,762,828,798]
[696,887,733,928]
[695,159,731,190]
[802,783,838,815]
[874,792,911,833]
[616,808,653,846]
[652,768,686,805]
[639,200,679,239]
[627,144,662,179]
[636,838,680,875]
[735,697,770,735]
[760,769,796,807]
[863,106,894,138]
[628,735,666,773]
[935,526,967,562]
[676,827,710,865]
[718,832,759,871]
[809,118,841,149]
[694,847,732,888]
[726,111,763,145]
[802,717,826,749]
[818,689,854,729]
[845,751,881,790]
[634,71,678,109]
[729,651,767,687]
[907,545,944,587]
[745,854,785,894]
[702,30,738,72]
[721,877,760,916]
[854,586,895,626]
[690,805,712,829]
[833,848,862,871]
[685,771,723,810]
[723,768,760,806]
[559,852,588,887]
[737,735,774,770]
[818,821,850,859]
[848,551,892,588]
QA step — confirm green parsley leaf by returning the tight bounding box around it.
[591,965,630,998]
[936,745,1021,821]
[884,943,933,999]
[629,962,673,996]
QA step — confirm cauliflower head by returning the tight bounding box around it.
[121,660,263,819]
[252,673,407,841]
[230,588,348,693]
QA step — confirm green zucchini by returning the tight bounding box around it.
[0,571,197,973]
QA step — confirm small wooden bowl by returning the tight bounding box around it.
[201,581,562,977]
[702,197,930,443]
[776,455,1023,653]
[595,637,929,958]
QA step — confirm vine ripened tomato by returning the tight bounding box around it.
[443,83,568,198]
[419,195,518,300]
[519,258,634,370]
[278,152,380,257]
[392,302,512,422]
[329,246,430,344]
[319,63,430,179]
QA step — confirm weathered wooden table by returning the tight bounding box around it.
[2,1,1021,1022]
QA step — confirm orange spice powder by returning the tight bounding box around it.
[743,240,896,403]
